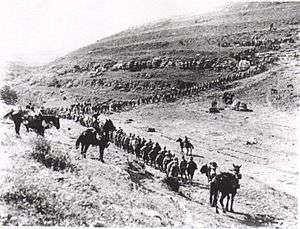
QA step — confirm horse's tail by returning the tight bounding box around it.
[76,134,82,149]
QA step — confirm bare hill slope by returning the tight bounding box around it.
[5,2,300,107]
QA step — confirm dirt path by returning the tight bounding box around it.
[0,43,298,227]
[101,43,299,226]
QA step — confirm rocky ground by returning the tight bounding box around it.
[0,36,299,228]
[0,2,299,228]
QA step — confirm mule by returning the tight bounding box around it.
[176,138,194,156]
[210,164,242,214]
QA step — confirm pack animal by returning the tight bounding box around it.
[210,164,242,214]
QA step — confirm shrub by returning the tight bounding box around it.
[162,177,179,192]
[0,85,18,105]
[31,137,77,172]
[2,178,72,226]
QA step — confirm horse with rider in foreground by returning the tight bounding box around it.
[210,164,242,214]
[75,119,116,162]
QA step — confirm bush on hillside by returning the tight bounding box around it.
[162,177,180,192]
[31,137,77,172]
[0,85,18,105]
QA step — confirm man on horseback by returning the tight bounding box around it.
[184,136,193,156]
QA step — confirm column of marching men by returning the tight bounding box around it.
[42,63,270,125]
[41,104,199,182]
[112,127,198,183]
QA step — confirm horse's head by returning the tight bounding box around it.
[103,119,116,133]
[176,138,182,142]
[232,164,242,180]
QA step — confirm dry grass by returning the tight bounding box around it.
[30,137,77,172]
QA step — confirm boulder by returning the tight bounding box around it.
[238,60,250,71]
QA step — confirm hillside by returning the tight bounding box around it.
[5,2,300,107]
[1,41,299,227]
[0,2,299,227]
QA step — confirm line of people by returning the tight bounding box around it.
[112,128,198,183]
[40,52,279,127]
[43,61,267,127]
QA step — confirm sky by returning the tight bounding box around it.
[0,0,241,65]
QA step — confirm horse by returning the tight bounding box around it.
[4,109,60,136]
[24,115,60,135]
[176,138,194,155]
[210,164,242,214]
[3,109,27,135]
[75,119,115,162]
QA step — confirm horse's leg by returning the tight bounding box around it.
[214,191,219,214]
[81,144,84,157]
[14,121,21,135]
[99,147,104,162]
[41,128,45,137]
[83,144,89,159]
[209,186,214,206]
[220,193,226,213]
[226,194,230,212]
[230,192,236,212]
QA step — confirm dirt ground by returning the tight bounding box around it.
[0,20,299,229]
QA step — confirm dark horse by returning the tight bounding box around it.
[75,119,116,162]
[210,164,242,214]
[24,115,60,136]
[4,110,60,136]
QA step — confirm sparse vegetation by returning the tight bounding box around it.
[1,169,93,226]
[31,137,77,172]
[0,85,18,105]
